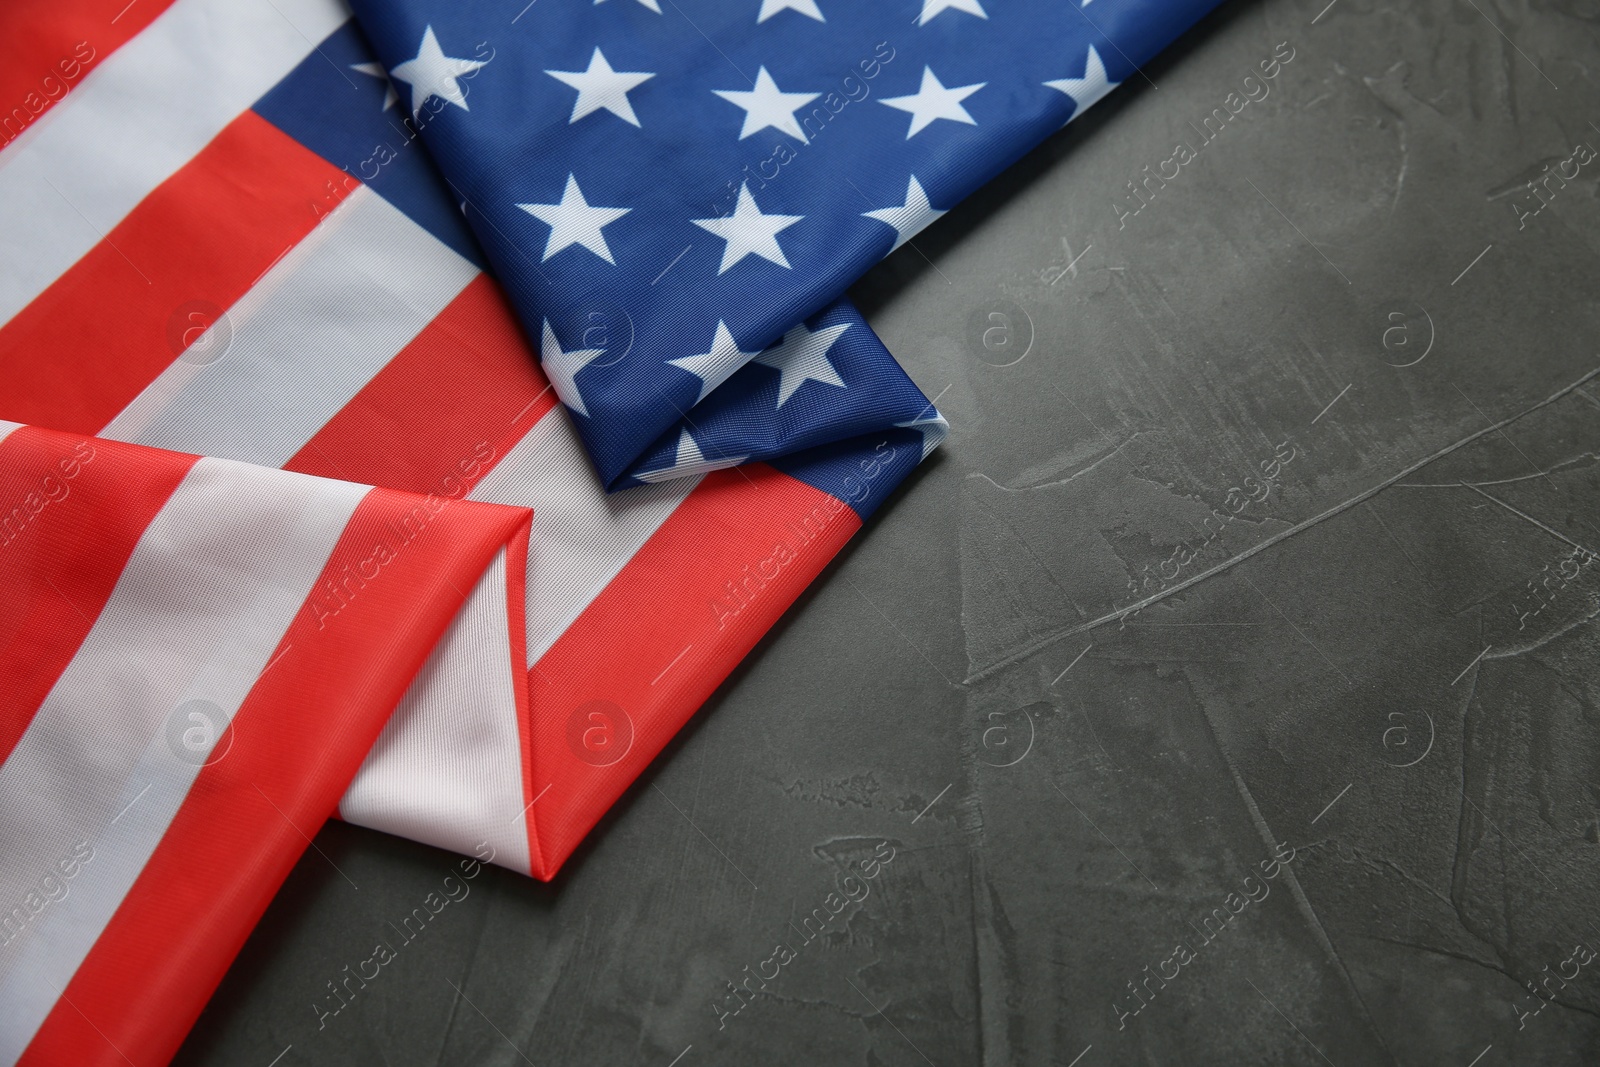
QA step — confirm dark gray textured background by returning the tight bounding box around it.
[177,0,1600,1063]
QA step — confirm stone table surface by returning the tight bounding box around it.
[177,0,1600,1063]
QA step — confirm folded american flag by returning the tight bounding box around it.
[347,0,1222,486]
[0,0,944,1062]
[0,0,1229,1062]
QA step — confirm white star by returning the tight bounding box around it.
[595,0,662,12]
[667,321,760,403]
[635,429,749,483]
[390,26,487,120]
[862,175,945,253]
[1045,45,1119,119]
[691,184,804,274]
[895,412,950,460]
[540,319,607,418]
[880,67,985,139]
[758,0,824,21]
[753,321,851,407]
[351,62,399,111]
[917,0,986,24]
[713,67,821,143]
[546,48,655,127]
[516,174,631,264]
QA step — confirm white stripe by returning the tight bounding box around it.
[100,187,477,465]
[339,409,698,876]
[0,0,350,324]
[75,158,696,874]
[469,407,698,665]
[0,458,366,1062]
[340,546,533,874]
[0,422,20,447]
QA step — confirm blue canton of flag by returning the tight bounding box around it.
[255,15,936,515]
[347,0,1222,488]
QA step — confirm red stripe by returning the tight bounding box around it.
[0,426,197,764]
[0,0,175,152]
[284,274,555,493]
[525,464,861,878]
[279,272,551,844]
[0,111,344,433]
[504,521,538,836]
[19,484,533,1067]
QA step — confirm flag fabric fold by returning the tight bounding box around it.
[0,422,534,1067]
[345,0,1221,486]
[0,0,944,1063]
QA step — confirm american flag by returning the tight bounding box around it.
[349,0,1220,485]
[0,0,947,1062]
[0,0,1227,1061]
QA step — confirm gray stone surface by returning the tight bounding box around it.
[177,0,1600,1063]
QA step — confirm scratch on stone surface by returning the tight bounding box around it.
[1117,467,1273,521]
[969,848,1016,1067]
[567,910,600,1052]
[1459,481,1598,558]
[814,837,904,876]
[1191,696,1401,1065]
[1088,652,1252,666]
[966,849,991,1067]
[965,365,1600,683]
[1241,573,1352,684]
[1119,621,1269,627]
[778,774,884,810]
[1448,618,1486,930]
[1485,156,1578,200]
[1073,689,1123,772]
[741,988,874,1020]
[1484,599,1600,660]
[433,907,494,1067]
[974,430,1144,492]
[1395,451,1599,488]
[1361,500,1426,579]
[1044,376,1123,444]
[1390,99,1408,215]
[1366,935,1511,981]
[966,488,1088,622]
[1367,935,1600,1024]
[845,575,963,690]
[1319,839,1462,915]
